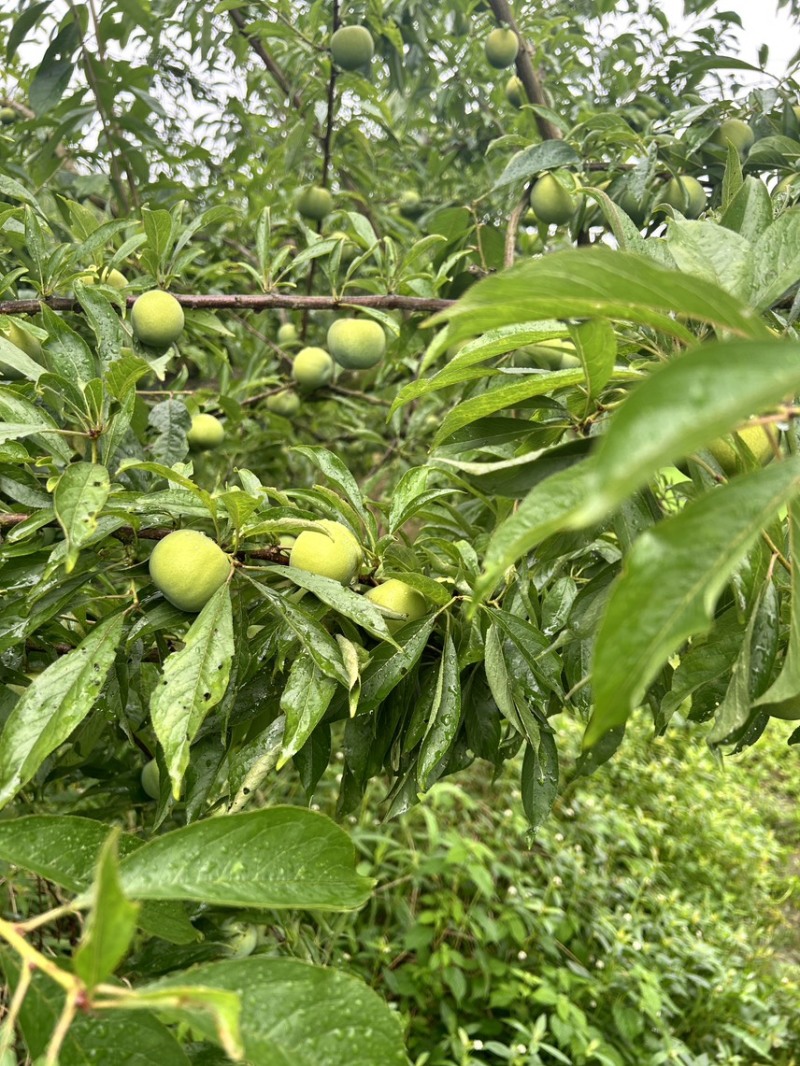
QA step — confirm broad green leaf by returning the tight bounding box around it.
[584,458,800,747]
[1,952,190,1066]
[751,210,800,310]
[74,280,126,367]
[568,318,616,402]
[291,446,374,537]
[492,141,581,190]
[29,57,73,114]
[433,367,585,445]
[117,807,373,910]
[474,461,598,601]
[141,957,409,1066]
[521,726,559,831]
[753,498,800,718]
[40,304,97,383]
[53,461,110,572]
[719,176,773,242]
[0,815,197,943]
[0,334,43,380]
[437,437,593,499]
[0,386,72,461]
[418,632,462,789]
[581,339,800,524]
[0,612,124,809]
[150,585,234,799]
[272,564,396,643]
[73,829,139,989]
[149,398,192,466]
[278,657,337,769]
[429,247,769,346]
[666,220,752,301]
[358,616,437,713]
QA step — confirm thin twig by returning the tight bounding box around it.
[504,188,529,268]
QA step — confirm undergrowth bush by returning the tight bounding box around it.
[265,719,800,1066]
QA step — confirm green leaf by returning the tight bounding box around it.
[1,952,191,1066]
[358,617,437,713]
[7,3,53,62]
[751,210,800,310]
[117,807,373,910]
[272,565,396,643]
[0,815,197,943]
[0,612,124,809]
[492,141,581,190]
[150,584,234,799]
[278,657,337,769]
[0,386,72,461]
[53,462,110,572]
[584,458,800,747]
[430,247,769,346]
[666,220,752,301]
[29,57,73,115]
[41,304,97,383]
[521,726,559,831]
[417,632,462,789]
[291,446,374,538]
[753,498,800,719]
[433,367,585,445]
[149,399,192,466]
[568,318,616,402]
[74,280,126,367]
[719,176,773,242]
[108,985,242,1062]
[73,829,139,989]
[141,957,409,1066]
[0,334,44,380]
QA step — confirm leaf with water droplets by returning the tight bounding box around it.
[141,956,409,1066]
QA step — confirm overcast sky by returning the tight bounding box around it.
[661,0,799,78]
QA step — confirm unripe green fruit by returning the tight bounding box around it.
[141,758,160,799]
[330,25,375,70]
[131,290,185,348]
[277,322,298,346]
[292,346,334,389]
[290,519,362,584]
[485,27,519,69]
[222,921,259,958]
[658,175,706,218]
[79,265,128,289]
[0,107,16,124]
[187,412,225,450]
[529,173,576,226]
[327,318,386,370]
[266,389,301,417]
[364,579,427,633]
[149,529,231,612]
[614,187,649,228]
[506,75,525,108]
[707,423,774,476]
[398,190,424,219]
[297,185,333,221]
[709,118,754,158]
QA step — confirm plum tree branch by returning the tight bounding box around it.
[487,0,562,142]
[228,8,304,111]
[0,293,452,315]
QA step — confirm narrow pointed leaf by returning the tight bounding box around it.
[278,657,337,769]
[584,459,800,747]
[73,829,139,989]
[0,613,124,809]
[53,461,110,572]
[753,498,800,718]
[150,585,234,799]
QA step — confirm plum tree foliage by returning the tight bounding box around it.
[1,0,800,1061]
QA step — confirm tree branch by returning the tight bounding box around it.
[228,9,304,112]
[487,0,562,142]
[0,293,452,316]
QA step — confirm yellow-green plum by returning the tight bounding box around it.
[707,423,774,475]
[484,27,519,69]
[657,175,706,218]
[266,389,301,417]
[149,529,231,612]
[709,118,754,158]
[505,75,525,108]
[141,759,160,799]
[364,579,427,633]
[131,290,185,348]
[296,185,333,221]
[398,190,424,219]
[79,265,128,289]
[277,322,298,346]
[529,173,577,226]
[292,346,334,389]
[330,25,375,70]
[0,107,16,125]
[289,519,362,584]
[187,413,225,450]
[327,317,386,369]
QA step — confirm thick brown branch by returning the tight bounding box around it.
[487,0,562,142]
[0,293,452,316]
